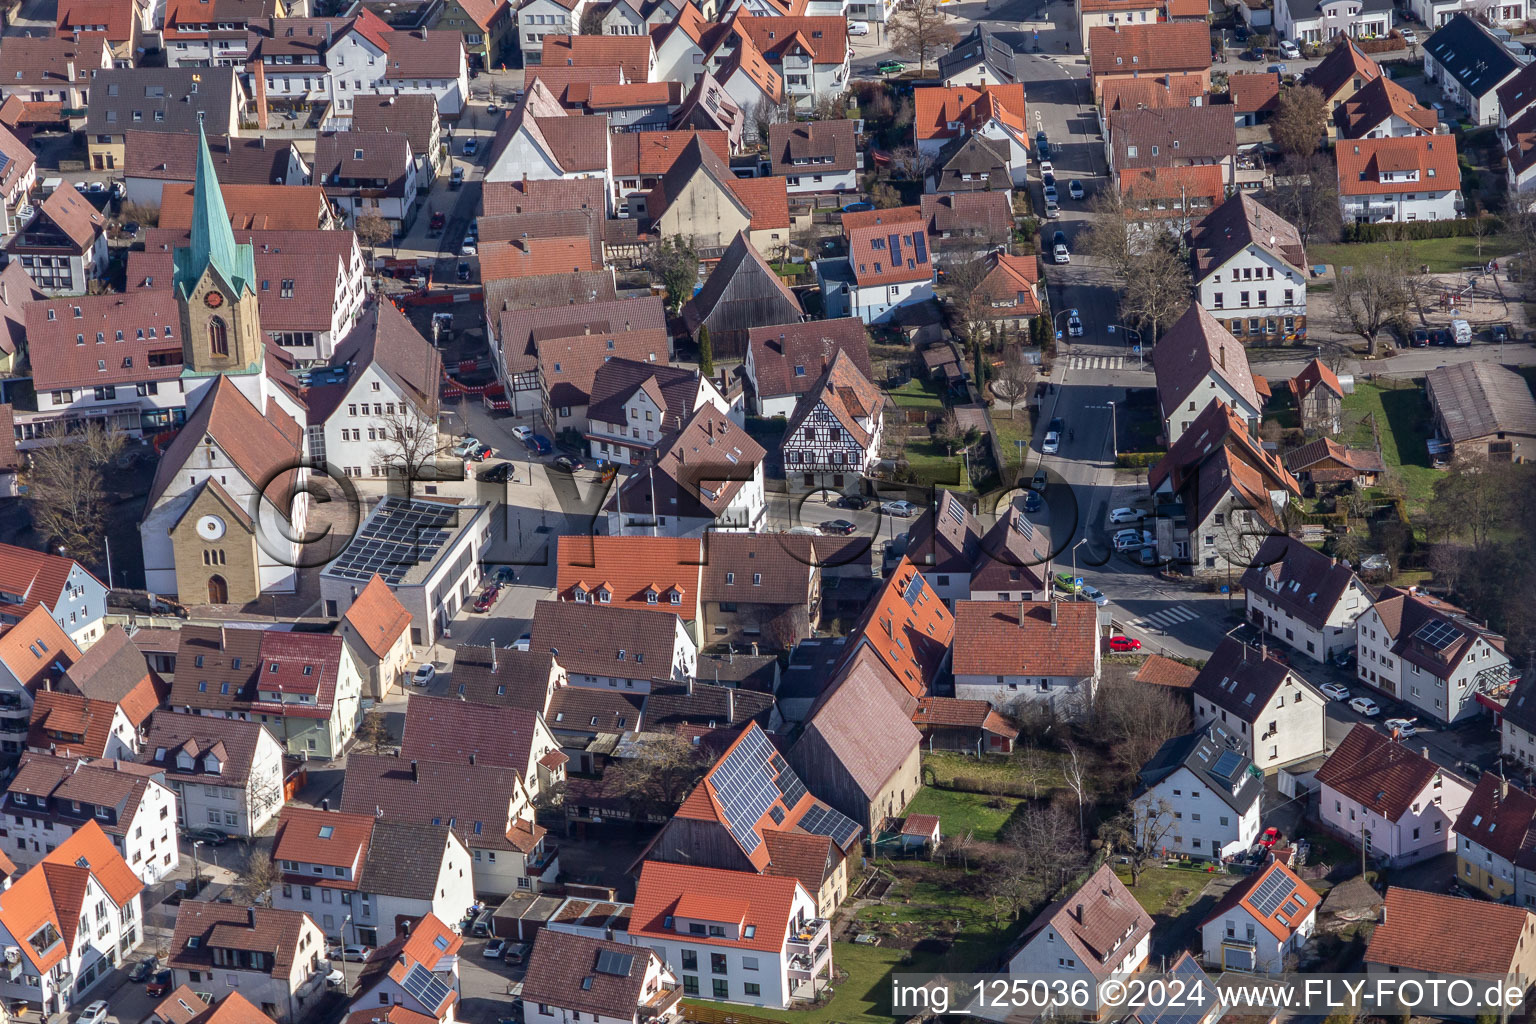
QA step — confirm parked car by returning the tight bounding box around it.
[1043,431,1060,453]
[1068,179,1085,200]
[1067,310,1083,337]
[1430,328,1453,346]
[1038,161,1054,178]
[1054,573,1083,593]
[1043,183,1058,203]
[430,211,446,231]
[122,221,140,237]
[881,499,918,517]
[504,942,530,965]
[1278,39,1301,58]
[1333,649,1356,669]
[494,566,517,585]
[1491,323,1512,344]
[1037,139,1051,160]
[1258,826,1281,848]
[412,663,436,687]
[183,827,228,845]
[525,434,554,455]
[1241,46,1264,60]
[1108,635,1141,652]
[457,261,472,282]
[1044,199,1060,219]
[1409,328,1430,348]
[1266,62,1288,74]
[551,455,586,473]
[877,59,905,74]
[1023,489,1043,513]
[450,166,465,188]
[1052,230,1070,264]
[1400,28,1417,42]
[1319,682,1351,701]
[1384,717,1418,736]
[818,519,857,535]
[146,970,173,997]
[479,461,513,484]
[462,137,478,156]
[1035,130,1048,149]
[510,426,534,442]
[330,945,372,962]
[78,1001,110,1024]
[484,939,508,959]
[1109,506,1146,524]
[1113,528,1152,552]
[129,958,157,983]
[835,494,869,509]
[87,180,107,194]
[513,633,532,651]
[460,239,478,256]
[1080,584,1109,607]
[1348,696,1381,717]
[1031,468,1048,492]
[472,585,501,613]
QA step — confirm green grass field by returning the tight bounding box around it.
[888,377,945,412]
[1310,235,1519,275]
[901,786,1022,843]
[1340,380,1441,511]
[1114,865,1210,919]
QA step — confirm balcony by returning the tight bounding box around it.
[787,918,830,975]
[526,844,558,874]
[1221,935,1258,950]
[787,943,831,978]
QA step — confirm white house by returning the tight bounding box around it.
[629,861,833,1008]
[1276,0,1392,46]
[1006,864,1153,1018]
[950,601,1101,717]
[1135,723,1264,862]
[1354,586,1514,725]
[518,0,589,64]
[1240,536,1370,664]
[522,929,682,1024]
[729,15,850,113]
[167,902,329,1023]
[348,913,464,1021]
[1501,686,1536,770]
[308,301,443,484]
[311,131,419,236]
[271,808,475,948]
[743,319,870,419]
[1422,13,1520,124]
[584,358,730,468]
[0,822,145,1020]
[3,753,180,885]
[1412,0,1527,27]
[780,350,884,494]
[337,574,414,701]
[483,82,612,207]
[143,711,288,838]
[0,544,110,650]
[1199,859,1318,972]
[766,120,858,195]
[1187,194,1309,344]
[530,600,697,692]
[1316,724,1472,865]
[250,631,365,761]
[603,408,766,537]
[1191,638,1328,772]
[0,607,82,760]
[816,207,935,325]
[1151,304,1265,446]
[1336,135,1462,223]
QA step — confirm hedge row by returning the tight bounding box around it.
[1116,451,1166,468]
[1341,216,1503,244]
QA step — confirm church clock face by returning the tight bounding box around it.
[196,514,227,541]
[204,291,225,309]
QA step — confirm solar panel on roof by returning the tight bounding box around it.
[944,499,967,526]
[401,964,452,1010]
[707,728,812,858]
[888,233,901,265]
[797,800,860,849]
[1249,869,1296,917]
[902,573,926,607]
[327,497,461,585]
[1013,514,1034,540]
[1138,958,1215,1024]
[1211,750,1244,781]
[595,950,635,976]
[912,232,927,264]
[1413,619,1462,651]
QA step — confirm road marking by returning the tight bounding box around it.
[1066,355,1124,370]
[1131,604,1200,630]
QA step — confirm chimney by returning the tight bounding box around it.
[66,59,76,81]
[1051,600,1058,628]
[321,798,330,811]
[687,676,694,696]
[1076,903,1085,922]
[1218,346,1226,370]
[469,752,476,766]
[249,906,257,926]
[1500,777,1510,801]
[491,640,498,673]
[324,20,332,44]
[1018,600,1025,626]
[726,688,735,722]
[410,759,419,783]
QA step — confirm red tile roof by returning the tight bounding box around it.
[1315,724,1446,822]
[1336,135,1458,195]
[159,183,332,232]
[27,690,121,757]
[1101,75,1207,111]
[632,860,804,952]
[0,606,81,693]
[1017,863,1154,980]
[342,575,412,659]
[839,557,954,697]
[913,83,1026,143]
[1088,22,1210,77]
[952,600,1099,678]
[912,696,1020,738]
[273,806,373,883]
[1135,654,1200,689]
[1367,887,1535,975]
[733,12,848,64]
[1303,36,1380,102]
[0,543,100,624]
[479,235,597,281]
[540,33,654,81]
[728,174,791,231]
[844,205,932,287]
[1334,74,1436,138]
[25,288,184,392]
[1200,859,1317,941]
[555,535,703,621]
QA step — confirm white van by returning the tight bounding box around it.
[1451,319,1472,346]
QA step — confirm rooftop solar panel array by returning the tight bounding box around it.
[1413,619,1462,651]
[401,963,452,1011]
[707,728,811,856]
[902,573,926,607]
[327,497,461,584]
[797,802,861,849]
[595,950,635,976]
[1250,868,1296,917]
[1211,750,1244,782]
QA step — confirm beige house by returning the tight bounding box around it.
[642,135,789,254]
[337,574,414,700]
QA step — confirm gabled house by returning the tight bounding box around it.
[482,83,612,207]
[1120,164,1226,237]
[1148,398,1297,503]
[643,136,789,252]
[767,119,857,194]
[1498,61,1536,127]
[1152,303,1265,445]
[1240,535,1370,663]
[1504,106,1536,192]
[697,533,822,651]
[1501,687,1536,773]
[670,74,745,146]
[781,349,884,494]
[4,752,179,884]
[730,14,851,111]
[1107,105,1237,190]
[121,130,311,207]
[1354,586,1513,725]
[0,609,83,757]
[347,93,444,183]
[630,861,832,1007]
[1225,72,1281,127]
[1288,358,1344,434]
[1452,776,1536,902]
[0,543,109,650]
[1088,22,1212,102]
[817,205,935,325]
[682,231,802,353]
[1301,36,1381,141]
[584,357,730,467]
[1422,13,1519,125]
[144,712,286,837]
[900,490,1050,607]
[912,84,1029,184]
[270,808,474,948]
[26,691,140,761]
[927,134,1013,196]
[55,625,166,724]
[347,913,464,1022]
[0,821,144,1019]
[919,191,1014,265]
[938,24,1019,87]
[1135,722,1263,861]
[639,721,861,920]
[603,406,767,535]
[1336,135,1461,224]
[427,0,514,70]
[84,68,244,172]
[1078,0,1161,52]
[1187,193,1308,342]
[311,131,417,234]
[555,535,704,646]
[835,557,954,699]
[4,183,107,295]
[1190,638,1327,772]
[537,319,671,436]
[0,264,45,379]
[951,600,1100,717]
[1317,724,1472,865]
[530,599,698,690]
[1276,0,1391,49]
[1283,437,1383,488]
[1199,858,1318,971]
[1367,888,1536,986]
[522,929,681,1024]
[1006,863,1153,1016]
[337,574,414,701]
[744,318,871,418]
[1335,75,1438,139]
[0,36,112,119]
[167,902,328,1023]
[1425,361,1536,462]
[160,0,283,68]
[910,696,1020,754]
[608,129,730,215]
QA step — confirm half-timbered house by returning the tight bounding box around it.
[781,350,885,493]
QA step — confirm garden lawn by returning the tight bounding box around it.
[1340,381,1440,512]
[1115,865,1209,919]
[1309,235,1519,275]
[889,377,945,412]
[993,411,1034,475]
[902,436,972,490]
[687,942,908,1024]
[922,750,1070,794]
[902,786,1022,843]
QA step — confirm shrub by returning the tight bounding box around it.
[1116,451,1165,468]
[1340,216,1503,243]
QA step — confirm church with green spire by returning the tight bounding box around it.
[175,124,266,384]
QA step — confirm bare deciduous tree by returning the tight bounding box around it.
[355,708,391,754]
[26,420,127,568]
[1334,247,1413,356]
[890,145,935,183]
[607,728,716,819]
[990,355,1035,419]
[1062,742,1090,838]
[236,850,278,907]
[1079,189,1137,279]
[887,0,957,73]
[749,96,786,147]
[810,91,848,121]
[1093,675,1192,777]
[1121,240,1191,350]
[354,212,394,266]
[1101,799,1177,887]
[1272,85,1328,158]
[373,403,447,501]
[1269,153,1341,247]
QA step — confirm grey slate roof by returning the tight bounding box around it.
[1138,721,1262,814]
[1426,361,1536,442]
[937,24,1018,83]
[1423,13,1518,98]
[86,67,239,136]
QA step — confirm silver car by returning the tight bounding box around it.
[1080,584,1109,607]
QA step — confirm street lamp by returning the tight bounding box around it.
[339,913,353,993]
[1106,400,1118,460]
[191,839,205,894]
[1071,538,1088,601]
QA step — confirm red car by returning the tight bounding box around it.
[1108,635,1141,652]
[1258,827,1281,849]
[429,211,446,231]
[146,970,173,997]
[472,585,500,613]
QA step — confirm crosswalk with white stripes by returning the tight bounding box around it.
[1128,604,1201,631]
[1065,355,1126,371]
